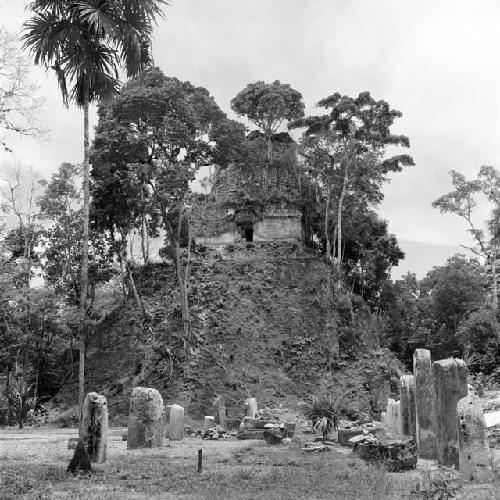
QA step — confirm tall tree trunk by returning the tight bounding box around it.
[325,184,331,260]
[140,214,149,265]
[79,89,90,435]
[492,252,498,310]
[336,166,349,265]
[160,203,191,339]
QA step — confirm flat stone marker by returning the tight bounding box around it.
[81,392,108,463]
[400,375,416,440]
[245,397,258,418]
[433,358,468,468]
[457,394,493,482]
[203,416,215,433]
[413,349,436,458]
[127,387,164,449]
[169,404,184,441]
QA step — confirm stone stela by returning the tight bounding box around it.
[380,350,494,482]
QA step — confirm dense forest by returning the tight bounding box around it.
[2,21,500,426]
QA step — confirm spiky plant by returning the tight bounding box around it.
[303,394,347,440]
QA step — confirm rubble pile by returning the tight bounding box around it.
[236,416,295,442]
[202,425,230,440]
[301,442,331,453]
[351,434,417,472]
[337,420,381,446]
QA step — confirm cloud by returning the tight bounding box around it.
[2,0,500,276]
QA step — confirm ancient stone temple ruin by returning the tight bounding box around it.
[194,206,302,246]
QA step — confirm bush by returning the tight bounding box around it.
[303,394,347,439]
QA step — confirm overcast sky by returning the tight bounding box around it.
[1,0,499,278]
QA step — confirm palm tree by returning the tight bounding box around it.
[22,0,167,430]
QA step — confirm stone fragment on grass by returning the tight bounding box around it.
[81,391,108,463]
[433,358,468,468]
[457,394,494,483]
[127,387,164,449]
[169,404,184,441]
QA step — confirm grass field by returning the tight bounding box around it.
[0,427,498,499]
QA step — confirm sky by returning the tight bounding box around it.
[1,0,500,278]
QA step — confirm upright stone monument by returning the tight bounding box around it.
[400,375,416,440]
[127,387,164,449]
[433,358,468,467]
[385,398,396,431]
[81,392,108,463]
[169,404,184,441]
[457,394,493,482]
[393,400,402,434]
[163,403,173,437]
[203,416,215,433]
[245,397,258,418]
[213,395,227,429]
[413,349,436,458]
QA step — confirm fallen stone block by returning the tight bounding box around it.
[302,442,331,453]
[338,425,378,446]
[353,435,417,472]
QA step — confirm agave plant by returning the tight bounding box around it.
[303,394,348,440]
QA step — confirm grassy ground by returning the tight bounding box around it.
[0,427,498,499]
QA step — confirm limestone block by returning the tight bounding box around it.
[245,398,258,418]
[393,401,402,434]
[381,412,387,427]
[164,404,172,437]
[203,416,215,433]
[385,398,396,431]
[433,358,468,467]
[213,395,227,429]
[413,349,436,458]
[457,394,493,482]
[400,375,416,440]
[127,387,164,449]
[81,392,108,463]
[169,404,184,441]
